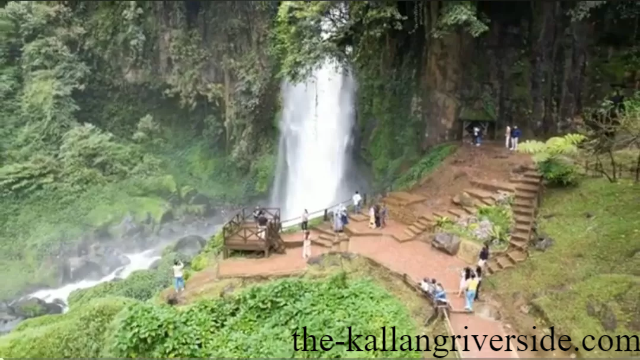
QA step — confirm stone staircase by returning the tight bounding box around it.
[399,215,435,242]
[312,223,350,252]
[485,167,543,276]
[384,191,426,225]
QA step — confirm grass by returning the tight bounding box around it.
[393,144,458,190]
[487,178,640,358]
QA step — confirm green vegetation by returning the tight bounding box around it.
[393,144,458,190]
[518,134,586,186]
[488,179,640,357]
[1,267,424,358]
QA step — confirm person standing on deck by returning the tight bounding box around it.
[510,126,521,150]
[302,230,311,259]
[173,260,185,293]
[301,209,309,231]
[352,191,362,214]
[505,125,511,149]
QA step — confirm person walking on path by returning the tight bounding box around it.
[464,273,479,311]
[301,209,309,231]
[368,205,376,229]
[458,267,472,297]
[340,204,349,226]
[478,242,489,268]
[302,230,311,259]
[173,260,185,293]
[374,204,381,228]
[510,126,521,151]
[505,125,511,149]
[380,204,388,228]
[352,191,362,214]
[475,266,483,301]
[333,209,343,233]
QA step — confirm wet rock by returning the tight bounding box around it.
[533,232,555,251]
[62,244,130,283]
[172,235,206,259]
[584,212,594,219]
[64,257,104,281]
[114,213,143,238]
[598,304,618,331]
[149,258,162,270]
[431,232,461,255]
[11,297,63,318]
[189,193,216,217]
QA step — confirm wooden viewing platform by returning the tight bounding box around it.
[222,207,285,258]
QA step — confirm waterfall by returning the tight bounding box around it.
[271,60,357,221]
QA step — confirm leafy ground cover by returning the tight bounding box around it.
[486,178,640,358]
[0,255,459,358]
[393,144,458,190]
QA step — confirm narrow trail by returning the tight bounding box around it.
[174,142,535,359]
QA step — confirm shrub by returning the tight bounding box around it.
[103,274,419,358]
[518,134,586,187]
[538,157,580,186]
[0,297,135,358]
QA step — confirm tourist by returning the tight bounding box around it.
[510,125,521,150]
[257,214,268,240]
[340,204,349,226]
[173,260,185,293]
[374,204,381,228]
[475,266,483,301]
[478,242,489,268]
[505,125,511,149]
[473,126,481,146]
[301,209,309,231]
[368,205,376,229]
[302,230,311,259]
[333,209,343,233]
[353,191,362,214]
[253,206,261,223]
[419,278,432,293]
[458,267,472,297]
[434,283,449,306]
[380,203,388,228]
[464,273,479,311]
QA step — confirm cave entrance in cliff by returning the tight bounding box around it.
[458,106,496,144]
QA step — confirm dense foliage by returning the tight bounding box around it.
[0,275,420,359]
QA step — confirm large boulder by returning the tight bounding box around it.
[452,192,475,207]
[172,235,207,259]
[432,232,462,255]
[11,297,63,318]
[62,245,130,283]
[189,193,216,217]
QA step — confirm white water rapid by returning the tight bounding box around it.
[28,249,161,309]
[271,60,357,220]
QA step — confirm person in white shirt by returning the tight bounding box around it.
[302,230,311,259]
[352,191,362,214]
[505,125,511,149]
[301,209,309,231]
[420,278,432,293]
[173,260,185,293]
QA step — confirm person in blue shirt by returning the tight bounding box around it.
[510,126,522,150]
[434,283,449,306]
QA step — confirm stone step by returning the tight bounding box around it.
[417,218,431,227]
[470,179,515,194]
[487,259,501,274]
[349,213,368,222]
[464,188,496,201]
[496,256,515,269]
[448,208,467,218]
[511,230,530,242]
[515,183,539,194]
[514,198,535,208]
[515,223,531,233]
[432,211,451,219]
[403,227,417,237]
[517,191,537,200]
[510,238,528,250]
[313,223,335,236]
[412,222,427,231]
[312,238,333,248]
[517,177,541,186]
[387,191,426,206]
[514,215,533,226]
[408,224,423,234]
[384,197,405,207]
[507,249,528,263]
[318,233,334,242]
[463,206,477,215]
[513,206,533,217]
[523,170,542,179]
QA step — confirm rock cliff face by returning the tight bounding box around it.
[380,0,635,149]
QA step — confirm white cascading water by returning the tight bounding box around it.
[271,60,356,221]
[27,249,161,309]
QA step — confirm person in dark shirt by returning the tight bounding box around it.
[478,243,489,268]
[510,126,522,150]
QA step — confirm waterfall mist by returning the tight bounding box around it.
[271,60,360,221]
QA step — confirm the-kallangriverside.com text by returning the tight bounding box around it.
[292,326,639,358]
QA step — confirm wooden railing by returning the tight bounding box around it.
[222,208,281,243]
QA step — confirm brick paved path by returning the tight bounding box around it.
[213,231,517,358]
